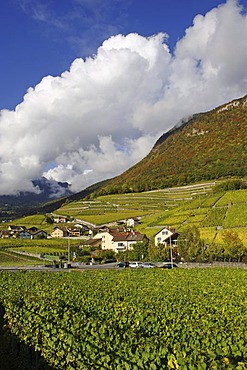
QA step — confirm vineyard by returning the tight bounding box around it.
[0,268,246,369]
[1,183,246,263]
[53,185,247,246]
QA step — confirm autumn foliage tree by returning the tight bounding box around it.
[221,230,245,262]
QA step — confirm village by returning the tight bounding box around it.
[0,214,179,255]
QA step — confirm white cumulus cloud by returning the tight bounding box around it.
[0,0,247,195]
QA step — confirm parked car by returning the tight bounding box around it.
[117,261,129,268]
[141,262,156,268]
[129,261,142,268]
[160,262,178,269]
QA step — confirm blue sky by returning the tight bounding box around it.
[0,0,247,195]
[1,0,244,110]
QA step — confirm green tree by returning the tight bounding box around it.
[206,242,225,262]
[96,249,116,262]
[177,226,205,262]
[131,239,149,261]
[147,243,170,262]
[45,214,54,224]
[121,183,131,194]
[222,230,245,262]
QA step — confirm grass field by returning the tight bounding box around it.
[0,250,45,266]
[0,214,54,234]
[0,238,79,249]
[223,204,247,228]
[0,238,80,266]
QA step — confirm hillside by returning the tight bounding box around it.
[97,95,247,195]
[5,180,247,249]
[54,181,247,247]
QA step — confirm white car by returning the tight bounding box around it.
[141,262,156,268]
[129,261,142,268]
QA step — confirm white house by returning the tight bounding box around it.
[50,227,68,238]
[154,226,179,247]
[126,217,140,228]
[53,216,68,223]
[93,230,147,253]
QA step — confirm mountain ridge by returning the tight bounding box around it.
[95,94,247,195]
[0,177,73,220]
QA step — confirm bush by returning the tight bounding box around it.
[214,179,247,192]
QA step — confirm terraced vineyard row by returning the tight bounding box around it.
[57,182,216,223]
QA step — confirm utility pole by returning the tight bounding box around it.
[169,236,173,268]
[68,238,70,265]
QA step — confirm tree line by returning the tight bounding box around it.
[116,226,246,264]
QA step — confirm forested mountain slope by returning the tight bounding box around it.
[97,95,247,195]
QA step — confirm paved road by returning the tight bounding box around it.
[1,261,247,272]
[0,262,119,272]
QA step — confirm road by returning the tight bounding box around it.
[0,262,119,272]
[1,261,246,272]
